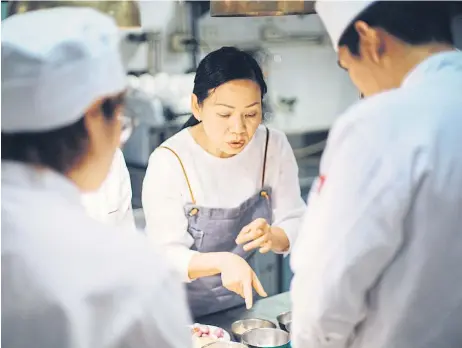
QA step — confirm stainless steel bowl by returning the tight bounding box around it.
[231,318,277,341]
[276,311,292,332]
[241,328,290,348]
[202,342,249,348]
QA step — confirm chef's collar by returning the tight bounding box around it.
[2,160,82,204]
[402,50,462,88]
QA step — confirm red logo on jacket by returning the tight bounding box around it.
[317,175,326,193]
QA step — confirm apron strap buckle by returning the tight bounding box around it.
[260,190,269,199]
[189,208,199,216]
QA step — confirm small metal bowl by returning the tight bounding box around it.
[241,328,290,348]
[202,342,249,348]
[231,318,277,341]
[276,311,292,332]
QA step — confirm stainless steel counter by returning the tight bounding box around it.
[195,292,291,335]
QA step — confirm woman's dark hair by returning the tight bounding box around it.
[1,93,125,174]
[182,46,267,130]
[338,1,455,56]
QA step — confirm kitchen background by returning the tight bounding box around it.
[121,0,358,296]
[3,0,462,296]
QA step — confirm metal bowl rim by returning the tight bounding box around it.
[243,327,288,332]
[231,318,277,334]
[276,311,292,323]
[241,327,290,337]
[241,327,290,347]
[202,342,249,348]
[276,311,291,318]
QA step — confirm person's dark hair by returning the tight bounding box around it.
[1,93,125,174]
[338,1,454,56]
[182,46,267,130]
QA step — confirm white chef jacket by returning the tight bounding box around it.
[290,50,462,348]
[1,161,193,348]
[81,148,136,231]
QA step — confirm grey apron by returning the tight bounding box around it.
[159,127,273,318]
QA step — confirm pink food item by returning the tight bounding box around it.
[191,324,225,340]
[213,328,224,338]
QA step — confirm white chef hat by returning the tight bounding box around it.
[1,7,127,133]
[315,0,377,51]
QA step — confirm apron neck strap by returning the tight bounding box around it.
[158,146,196,204]
[159,126,270,204]
[261,126,270,188]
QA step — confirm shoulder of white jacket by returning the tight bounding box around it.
[145,134,192,183]
[114,147,124,158]
[161,128,190,149]
[100,148,127,188]
[260,124,291,150]
[104,148,125,175]
[114,147,128,165]
[330,88,404,138]
[148,129,190,162]
[264,124,285,139]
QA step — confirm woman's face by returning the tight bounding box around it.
[192,79,262,157]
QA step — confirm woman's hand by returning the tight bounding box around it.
[236,218,290,253]
[218,253,267,309]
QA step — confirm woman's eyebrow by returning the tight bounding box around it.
[214,101,260,108]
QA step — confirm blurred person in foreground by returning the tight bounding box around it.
[1,7,192,348]
[291,2,462,348]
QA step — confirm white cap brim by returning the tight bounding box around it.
[1,7,127,133]
[315,0,377,51]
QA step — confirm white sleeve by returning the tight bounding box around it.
[142,148,198,283]
[116,267,193,348]
[271,133,307,254]
[105,232,193,348]
[290,122,409,348]
[116,149,136,231]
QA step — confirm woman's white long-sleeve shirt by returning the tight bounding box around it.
[142,125,306,282]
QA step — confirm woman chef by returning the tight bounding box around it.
[1,7,192,348]
[142,46,306,317]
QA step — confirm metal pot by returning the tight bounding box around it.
[241,328,290,348]
[276,311,292,332]
[231,319,277,342]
